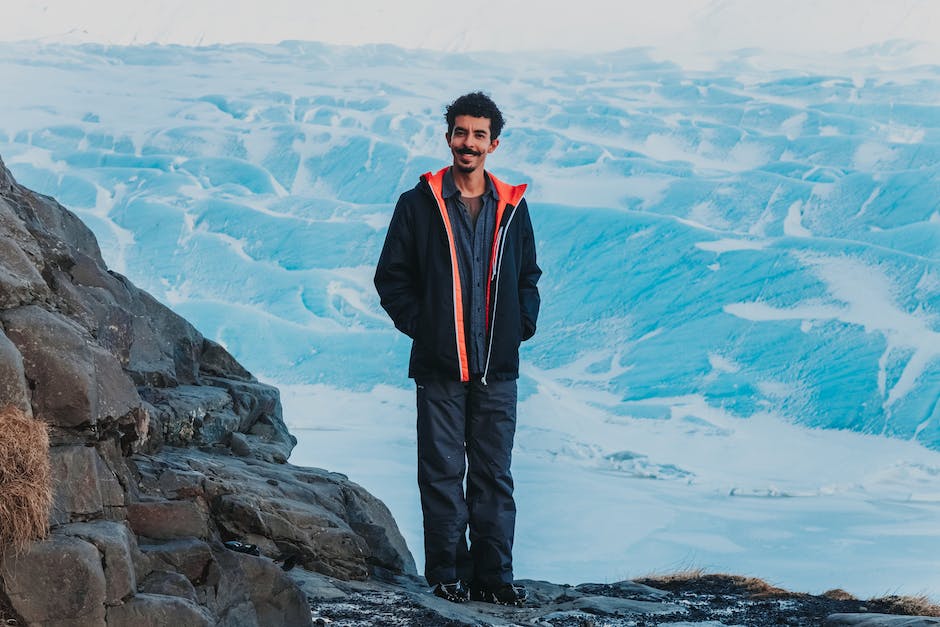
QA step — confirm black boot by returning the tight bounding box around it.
[471,582,528,606]
[432,581,470,603]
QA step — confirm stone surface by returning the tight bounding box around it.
[139,570,199,603]
[827,615,940,626]
[127,499,211,540]
[139,538,214,583]
[60,521,141,605]
[49,445,124,524]
[0,534,107,624]
[211,546,313,627]
[0,305,139,429]
[133,448,416,580]
[0,329,30,415]
[0,153,414,624]
[105,593,214,627]
[139,384,238,447]
[0,196,50,309]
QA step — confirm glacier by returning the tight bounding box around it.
[1,39,939,598]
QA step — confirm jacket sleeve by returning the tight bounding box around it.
[518,199,541,341]
[374,193,421,339]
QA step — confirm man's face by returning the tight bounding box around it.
[446,115,499,174]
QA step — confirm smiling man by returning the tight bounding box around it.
[374,92,541,605]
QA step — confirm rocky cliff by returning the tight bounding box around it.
[0,154,415,626]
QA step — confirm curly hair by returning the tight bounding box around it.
[445,92,505,139]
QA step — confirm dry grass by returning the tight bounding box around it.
[639,567,707,583]
[823,589,857,601]
[639,570,940,618]
[870,595,940,617]
[0,406,52,553]
[638,569,795,599]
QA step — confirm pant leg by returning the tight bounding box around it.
[416,379,470,586]
[465,378,517,586]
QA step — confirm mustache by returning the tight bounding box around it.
[457,148,482,156]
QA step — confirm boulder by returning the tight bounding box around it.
[0,203,48,309]
[0,534,107,625]
[133,448,416,580]
[126,287,204,387]
[0,329,30,415]
[60,521,143,605]
[199,339,253,381]
[209,547,313,627]
[139,570,199,603]
[139,538,214,583]
[127,499,211,540]
[0,305,139,429]
[49,445,125,524]
[105,593,214,627]
[139,384,239,447]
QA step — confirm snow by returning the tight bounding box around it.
[4,1,940,68]
[2,20,940,600]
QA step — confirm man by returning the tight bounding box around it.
[374,92,541,605]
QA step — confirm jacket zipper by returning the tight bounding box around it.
[481,205,519,385]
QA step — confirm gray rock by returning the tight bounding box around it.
[199,340,254,381]
[211,546,313,627]
[0,305,139,429]
[558,595,684,617]
[288,569,349,601]
[127,499,211,540]
[106,593,214,627]
[230,431,254,457]
[139,570,200,603]
[60,521,141,605]
[0,197,49,309]
[0,156,412,625]
[126,287,204,387]
[827,615,940,626]
[575,579,675,602]
[0,534,107,624]
[140,384,239,447]
[0,328,31,414]
[202,375,281,430]
[49,445,124,524]
[140,537,214,583]
[132,448,416,580]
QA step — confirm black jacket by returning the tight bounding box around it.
[374,167,541,382]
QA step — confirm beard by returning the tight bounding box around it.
[453,148,481,173]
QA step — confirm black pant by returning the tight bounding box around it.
[416,378,517,587]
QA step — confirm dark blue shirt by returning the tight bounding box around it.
[442,168,498,376]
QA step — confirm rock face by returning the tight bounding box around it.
[0,155,415,626]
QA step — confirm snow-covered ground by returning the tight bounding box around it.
[4,0,940,67]
[1,35,939,599]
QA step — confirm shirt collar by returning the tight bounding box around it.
[442,167,497,200]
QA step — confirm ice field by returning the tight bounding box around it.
[1,37,939,598]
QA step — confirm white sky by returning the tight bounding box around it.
[5,0,940,60]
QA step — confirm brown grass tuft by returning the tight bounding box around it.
[869,595,940,617]
[640,567,707,583]
[0,406,52,553]
[638,570,795,599]
[823,589,857,601]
